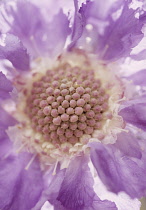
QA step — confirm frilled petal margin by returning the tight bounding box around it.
[57,155,117,210]
[0,153,43,210]
[71,0,145,61]
[0,33,30,71]
[96,2,145,61]
[31,167,66,210]
[0,107,43,209]
[0,72,13,99]
[90,131,146,199]
[32,156,117,210]
[1,0,70,58]
[119,95,146,130]
[94,175,141,210]
[68,0,86,49]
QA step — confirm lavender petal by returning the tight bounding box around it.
[127,70,146,86]
[119,96,146,130]
[1,1,70,58]
[96,3,145,61]
[90,132,146,199]
[0,153,43,210]
[131,50,146,61]
[0,72,13,99]
[0,33,30,71]
[71,1,145,61]
[57,155,117,210]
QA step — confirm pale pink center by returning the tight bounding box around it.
[26,66,109,144]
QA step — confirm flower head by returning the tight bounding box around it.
[0,0,146,210]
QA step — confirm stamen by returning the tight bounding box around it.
[52,160,59,175]
[16,142,27,153]
[25,154,37,170]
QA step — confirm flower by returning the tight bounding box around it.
[0,0,146,209]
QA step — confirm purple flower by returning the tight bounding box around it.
[0,0,146,209]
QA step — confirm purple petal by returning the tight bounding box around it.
[0,153,43,210]
[1,1,70,57]
[90,143,123,194]
[131,49,146,61]
[127,69,146,86]
[57,155,117,210]
[90,134,146,198]
[42,9,70,57]
[32,167,66,210]
[0,105,17,155]
[0,72,13,99]
[54,197,117,210]
[0,33,30,71]
[54,204,66,210]
[114,131,142,159]
[96,4,145,61]
[48,168,66,206]
[84,196,117,210]
[57,155,95,209]
[72,1,145,61]
[69,0,87,49]
[70,0,121,49]
[0,135,12,159]
[1,0,45,57]
[119,96,146,130]
[94,174,141,210]
[0,156,22,210]
[0,105,17,130]
[0,106,16,157]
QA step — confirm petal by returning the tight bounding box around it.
[84,195,117,210]
[32,167,66,210]
[0,153,43,210]
[131,50,146,61]
[69,0,87,49]
[42,9,70,58]
[72,1,145,61]
[69,0,93,50]
[119,96,146,130]
[96,3,145,61]
[53,202,67,210]
[0,33,30,71]
[48,168,66,206]
[0,156,22,209]
[0,0,45,57]
[0,108,43,209]
[0,134,12,159]
[57,155,95,209]
[94,175,141,210]
[0,72,13,99]
[0,105,17,130]
[1,0,70,57]
[90,138,146,198]
[127,69,146,86]
[90,142,123,194]
[114,131,142,159]
[57,155,117,210]
[70,0,120,50]
[0,106,17,157]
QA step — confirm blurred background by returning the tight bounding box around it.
[141,198,146,210]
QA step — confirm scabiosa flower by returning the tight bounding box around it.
[0,0,146,209]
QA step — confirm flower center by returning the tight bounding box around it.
[26,65,109,145]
